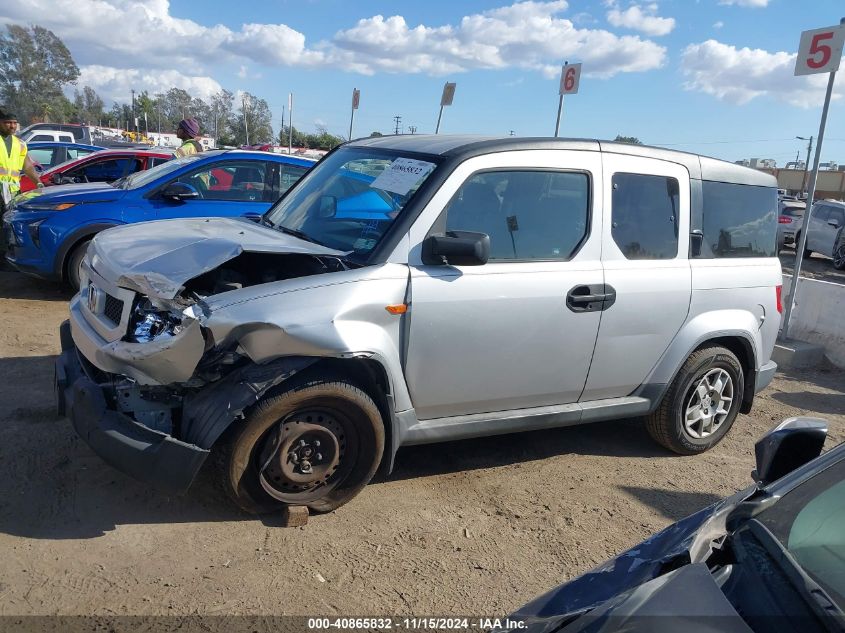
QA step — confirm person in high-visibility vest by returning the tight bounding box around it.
[174,118,204,158]
[0,109,43,211]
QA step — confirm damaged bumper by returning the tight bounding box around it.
[55,321,209,493]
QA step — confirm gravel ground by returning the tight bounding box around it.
[0,270,843,620]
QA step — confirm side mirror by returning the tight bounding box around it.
[753,417,828,486]
[318,195,337,218]
[422,231,490,266]
[160,182,199,201]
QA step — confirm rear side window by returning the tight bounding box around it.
[444,170,590,261]
[611,173,679,260]
[701,181,777,258]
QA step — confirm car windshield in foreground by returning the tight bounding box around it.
[120,154,203,189]
[264,147,441,257]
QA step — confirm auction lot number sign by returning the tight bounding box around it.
[795,24,845,75]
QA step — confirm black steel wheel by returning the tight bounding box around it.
[220,378,384,514]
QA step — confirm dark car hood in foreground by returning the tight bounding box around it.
[89,217,346,299]
[511,485,757,633]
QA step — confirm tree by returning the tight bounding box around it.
[614,135,643,145]
[278,125,308,148]
[73,86,105,124]
[234,92,272,145]
[0,25,80,124]
[369,131,383,137]
[209,89,235,144]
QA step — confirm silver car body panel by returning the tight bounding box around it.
[399,150,604,419]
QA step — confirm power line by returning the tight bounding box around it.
[653,138,797,146]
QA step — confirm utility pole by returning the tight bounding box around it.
[393,115,402,135]
[288,93,293,155]
[131,89,136,135]
[242,93,250,146]
[796,135,814,197]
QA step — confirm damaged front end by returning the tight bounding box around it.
[56,221,350,492]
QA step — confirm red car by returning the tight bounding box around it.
[21,149,172,193]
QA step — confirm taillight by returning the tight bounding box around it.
[776,285,783,314]
[778,216,792,224]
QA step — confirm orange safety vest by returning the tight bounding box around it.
[0,135,27,195]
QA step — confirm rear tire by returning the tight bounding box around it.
[833,234,845,270]
[645,346,744,455]
[218,378,384,515]
[66,239,91,291]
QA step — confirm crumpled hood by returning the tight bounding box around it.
[15,181,121,206]
[89,217,346,299]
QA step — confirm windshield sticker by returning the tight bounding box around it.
[369,158,435,196]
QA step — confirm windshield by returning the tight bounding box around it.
[119,154,201,189]
[264,147,440,257]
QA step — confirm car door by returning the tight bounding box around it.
[806,203,829,253]
[151,159,274,220]
[580,154,692,401]
[818,205,844,256]
[403,150,604,420]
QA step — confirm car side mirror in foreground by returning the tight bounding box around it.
[160,182,199,201]
[753,417,828,486]
[423,231,490,266]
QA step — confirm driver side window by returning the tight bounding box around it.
[177,161,269,202]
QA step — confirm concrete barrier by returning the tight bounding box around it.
[781,274,845,368]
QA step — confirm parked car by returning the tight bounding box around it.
[19,128,75,143]
[777,199,805,250]
[19,122,156,150]
[803,200,845,269]
[3,150,315,288]
[52,136,781,514]
[24,142,104,175]
[19,148,171,193]
[505,417,843,633]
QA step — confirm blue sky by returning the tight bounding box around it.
[2,0,845,165]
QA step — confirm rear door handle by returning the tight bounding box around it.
[567,284,616,313]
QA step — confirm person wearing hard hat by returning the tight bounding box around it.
[174,118,204,157]
[0,109,43,212]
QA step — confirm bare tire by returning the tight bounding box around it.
[66,239,90,291]
[219,378,384,514]
[833,235,845,270]
[645,346,744,455]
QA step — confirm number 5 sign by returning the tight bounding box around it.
[795,25,845,75]
[559,63,582,95]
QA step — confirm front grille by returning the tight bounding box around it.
[103,294,124,325]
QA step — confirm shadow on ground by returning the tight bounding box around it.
[0,354,671,540]
[0,270,74,301]
[618,486,722,521]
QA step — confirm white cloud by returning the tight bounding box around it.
[680,40,842,108]
[77,65,222,103]
[713,21,724,29]
[331,1,666,77]
[607,4,676,36]
[0,0,666,83]
[718,0,769,7]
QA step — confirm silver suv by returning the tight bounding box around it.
[56,136,782,513]
[802,199,845,268]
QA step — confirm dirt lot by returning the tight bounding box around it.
[0,269,843,619]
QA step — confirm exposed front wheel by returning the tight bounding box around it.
[645,346,744,455]
[219,378,385,514]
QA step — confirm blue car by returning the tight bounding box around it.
[25,141,104,172]
[3,150,315,288]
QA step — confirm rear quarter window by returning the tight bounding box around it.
[700,181,777,258]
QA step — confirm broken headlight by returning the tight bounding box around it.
[127,299,184,343]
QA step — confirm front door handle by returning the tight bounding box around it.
[567,284,617,313]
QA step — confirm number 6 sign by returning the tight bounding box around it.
[795,25,845,76]
[559,63,582,95]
